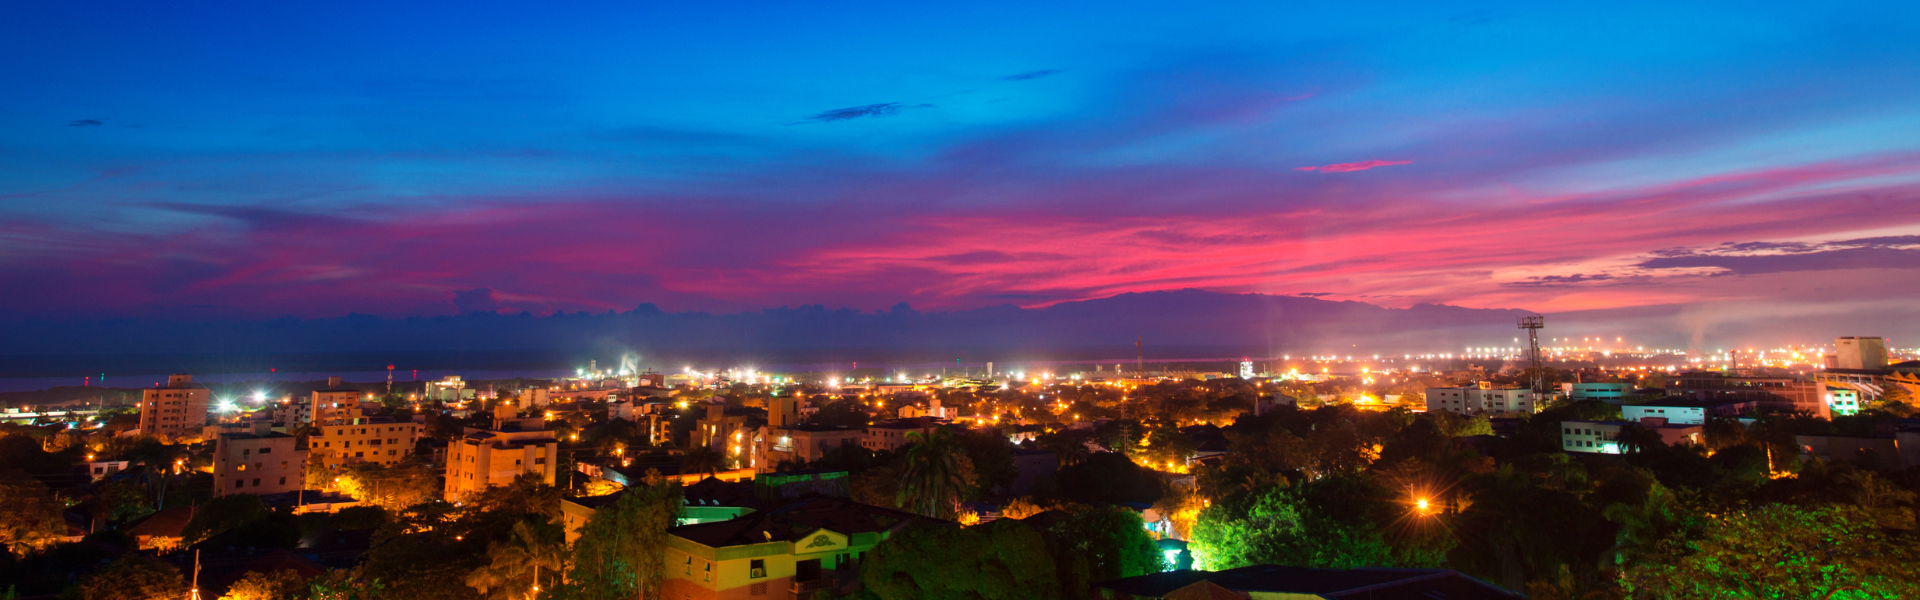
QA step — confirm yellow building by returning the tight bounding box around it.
[138,374,210,438]
[309,406,421,470]
[444,417,559,501]
[661,497,939,600]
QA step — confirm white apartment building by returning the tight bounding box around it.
[1425,386,1535,415]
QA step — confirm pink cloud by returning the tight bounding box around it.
[1296,159,1412,173]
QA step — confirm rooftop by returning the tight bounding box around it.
[669,497,938,548]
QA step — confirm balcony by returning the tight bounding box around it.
[789,578,830,596]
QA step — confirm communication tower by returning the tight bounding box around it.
[1136,335,1144,374]
[1519,316,1545,394]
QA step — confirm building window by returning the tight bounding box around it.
[750,559,765,578]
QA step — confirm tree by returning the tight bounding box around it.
[862,520,1058,600]
[1045,506,1166,598]
[221,569,309,600]
[896,428,977,519]
[359,503,485,600]
[680,445,727,478]
[308,569,384,600]
[74,554,181,600]
[181,493,271,545]
[957,431,1017,494]
[0,469,63,554]
[566,482,682,600]
[1000,497,1052,520]
[467,519,565,600]
[1057,452,1162,506]
[335,462,440,511]
[1623,504,1920,598]
[807,398,874,428]
[1613,424,1665,455]
[1599,483,1694,570]
[469,471,562,521]
[1189,484,1393,571]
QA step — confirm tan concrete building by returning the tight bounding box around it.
[862,418,938,453]
[445,417,560,501]
[695,403,752,458]
[313,376,371,424]
[214,423,306,496]
[309,405,422,470]
[752,398,861,473]
[138,374,210,438]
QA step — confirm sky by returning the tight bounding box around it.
[3,1,1920,334]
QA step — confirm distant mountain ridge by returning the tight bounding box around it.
[0,289,1533,357]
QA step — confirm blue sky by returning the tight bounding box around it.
[3,1,1919,342]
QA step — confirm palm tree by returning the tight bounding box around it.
[681,445,728,479]
[466,519,565,600]
[1600,483,1688,570]
[895,427,976,519]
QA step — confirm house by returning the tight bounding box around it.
[126,506,194,551]
[661,497,944,600]
[1092,564,1520,599]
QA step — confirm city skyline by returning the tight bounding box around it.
[4,1,1920,333]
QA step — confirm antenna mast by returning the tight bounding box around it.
[1519,316,1545,394]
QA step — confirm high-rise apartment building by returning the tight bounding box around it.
[138,374,210,438]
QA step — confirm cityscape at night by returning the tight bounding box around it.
[4,2,1920,599]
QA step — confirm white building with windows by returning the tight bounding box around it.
[1562,418,1702,454]
[1565,382,1633,404]
[1425,386,1535,415]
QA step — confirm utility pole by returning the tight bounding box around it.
[190,549,203,600]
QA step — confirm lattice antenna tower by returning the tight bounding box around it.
[1519,316,1545,394]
